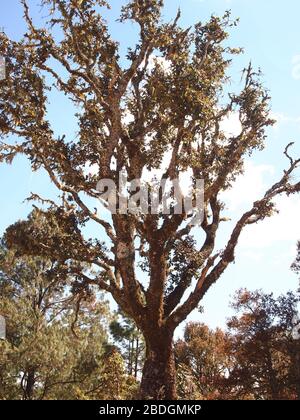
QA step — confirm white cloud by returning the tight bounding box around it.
[144,55,172,75]
[239,195,300,248]
[83,161,99,177]
[222,160,300,249]
[222,161,274,211]
[220,112,242,138]
[122,110,135,126]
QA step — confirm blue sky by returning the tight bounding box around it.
[0,0,300,331]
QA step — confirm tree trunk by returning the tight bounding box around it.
[265,350,280,400]
[139,332,177,400]
[24,368,35,400]
[291,349,300,400]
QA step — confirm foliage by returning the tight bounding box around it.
[110,310,145,379]
[225,289,300,400]
[0,240,136,400]
[175,323,232,400]
[175,290,300,400]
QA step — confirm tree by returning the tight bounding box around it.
[110,310,145,379]
[85,346,139,400]
[291,241,300,286]
[175,323,231,400]
[226,289,300,400]
[1,0,300,399]
[0,239,124,400]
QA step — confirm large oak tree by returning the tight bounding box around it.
[1,0,300,399]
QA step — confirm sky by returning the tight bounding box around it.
[0,0,300,332]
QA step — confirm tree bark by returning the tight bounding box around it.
[23,368,35,400]
[265,350,280,400]
[139,331,177,400]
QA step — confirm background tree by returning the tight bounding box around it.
[175,322,232,400]
[84,346,139,400]
[1,0,300,399]
[226,289,300,400]
[291,241,300,288]
[0,237,135,400]
[110,310,145,379]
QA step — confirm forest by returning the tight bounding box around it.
[1,237,300,399]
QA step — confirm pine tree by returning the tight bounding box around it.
[0,239,121,400]
[110,310,145,379]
